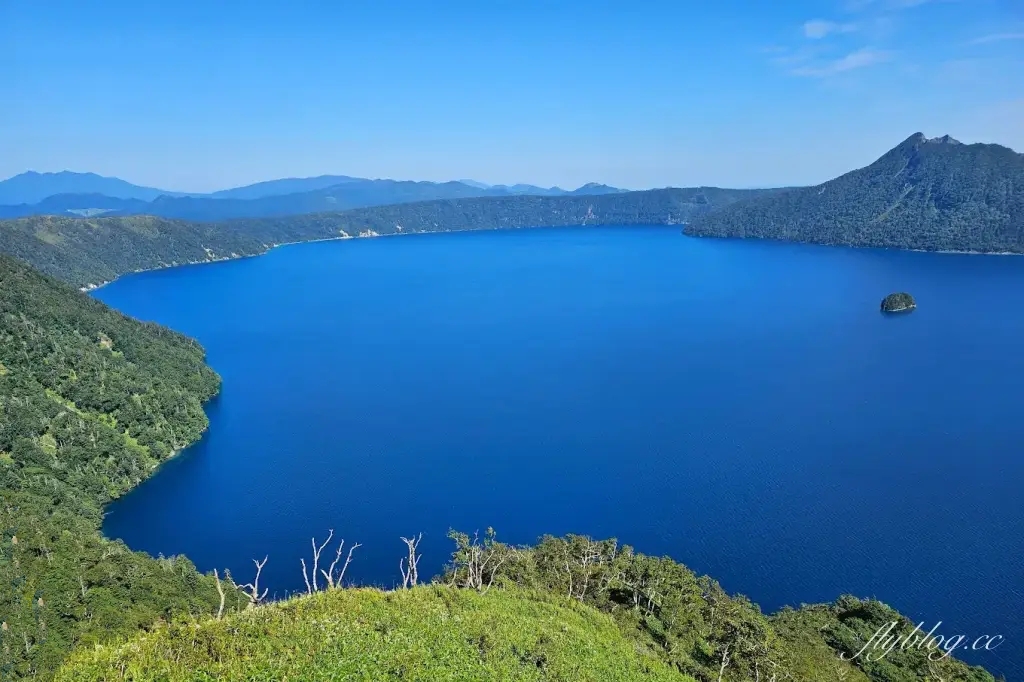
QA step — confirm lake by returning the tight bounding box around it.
[96,226,1024,676]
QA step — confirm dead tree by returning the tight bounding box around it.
[302,529,359,593]
[717,643,731,682]
[399,534,423,588]
[301,530,334,594]
[239,556,269,608]
[322,539,361,589]
[213,569,226,619]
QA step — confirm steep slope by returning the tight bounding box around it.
[57,587,693,682]
[0,188,775,287]
[0,172,184,204]
[0,255,229,679]
[0,215,275,287]
[686,133,1024,252]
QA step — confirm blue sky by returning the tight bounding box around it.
[1,0,1021,191]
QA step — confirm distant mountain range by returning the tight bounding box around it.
[0,171,626,221]
[0,171,193,204]
[686,133,1024,252]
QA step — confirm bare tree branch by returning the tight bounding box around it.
[302,529,360,593]
[239,556,269,608]
[213,568,226,619]
[400,534,423,588]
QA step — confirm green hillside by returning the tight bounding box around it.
[0,254,231,678]
[51,528,997,682]
[685,134,1024,252]
[0,187,771,288]
[56,587,693,682]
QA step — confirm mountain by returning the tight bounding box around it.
[0,171,185,204]
[0,187,777,287]
[0,192,150,219]
[570,182,625,195]
[686,133,1024,253]
[208,174,362,200]
[0,178,632,221]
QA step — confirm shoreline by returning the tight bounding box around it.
[80,226,1024,294]
[78,222,611,292]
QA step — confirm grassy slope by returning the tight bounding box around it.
[57,586,693,682]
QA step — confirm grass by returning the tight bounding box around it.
[57,586,695,682]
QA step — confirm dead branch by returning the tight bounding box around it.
[400,534,423,588]
[238,556,269,608]
[303,529,360,592]
[213,569,226,619]
[322,540,361,589]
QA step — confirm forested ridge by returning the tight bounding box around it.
[0,187,773,288]
[686,134,1024,252]
[0,254,234,678]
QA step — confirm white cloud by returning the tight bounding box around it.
[803,19,858,39]
[966,32,1024,45]
[791,47,893,77]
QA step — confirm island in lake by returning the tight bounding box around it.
[881,292,916,312]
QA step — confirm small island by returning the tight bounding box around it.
[881,292,916,313]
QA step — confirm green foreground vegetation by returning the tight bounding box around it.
[54,531,997,682]
[56,587,691,682]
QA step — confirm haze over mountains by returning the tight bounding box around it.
[0,171,626,221]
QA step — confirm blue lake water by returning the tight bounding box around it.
[96,226,1024,676]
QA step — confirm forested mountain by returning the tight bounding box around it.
[0,177,631,221]
[686,134,1024,252]
[0,255,231,678]
[0,187,774,287]
[0,172,185,205]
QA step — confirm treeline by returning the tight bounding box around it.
[56,527,998,681]
[0,254,236,678]
[686,134,1024,253]
[441,530,996,682]
[0,187,772,288]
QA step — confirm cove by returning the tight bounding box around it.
[95,226,1024,677]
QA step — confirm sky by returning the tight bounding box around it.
[1,0,1022,192]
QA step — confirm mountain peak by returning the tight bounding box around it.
[686,132,1024,253]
